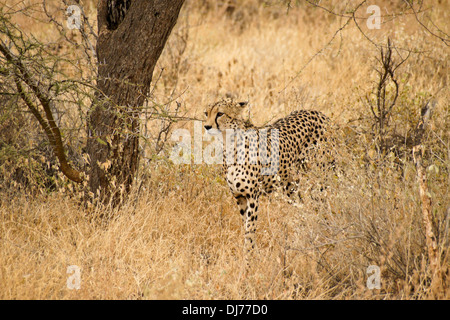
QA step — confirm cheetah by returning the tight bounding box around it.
[204,98,334,263]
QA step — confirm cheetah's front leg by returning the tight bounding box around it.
[235,192,260,267]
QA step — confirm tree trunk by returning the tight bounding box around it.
[86,0,184,205]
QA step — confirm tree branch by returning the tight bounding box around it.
[0,41,83,183]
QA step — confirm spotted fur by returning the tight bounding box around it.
[204,98,334,264]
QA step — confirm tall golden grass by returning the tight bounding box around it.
[0,0,448,299]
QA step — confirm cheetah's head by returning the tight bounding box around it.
[204,98,249,132]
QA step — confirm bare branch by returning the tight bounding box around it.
[0,41,83,183]
[403,0,450,46]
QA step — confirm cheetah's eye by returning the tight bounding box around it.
[204,111,208,117]
[217,112,224,117]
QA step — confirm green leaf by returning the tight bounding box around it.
[96,137,107,146]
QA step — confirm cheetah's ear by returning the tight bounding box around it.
[236,101,250,119]
[236,101,249,114]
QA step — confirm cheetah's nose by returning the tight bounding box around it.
[204,125,212,130]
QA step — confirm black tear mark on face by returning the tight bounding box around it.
[214,115,221,130]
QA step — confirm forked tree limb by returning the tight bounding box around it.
[0,42,83,183]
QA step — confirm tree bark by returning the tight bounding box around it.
[86,0,184,204]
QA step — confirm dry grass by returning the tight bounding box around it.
[0,0,449,299]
